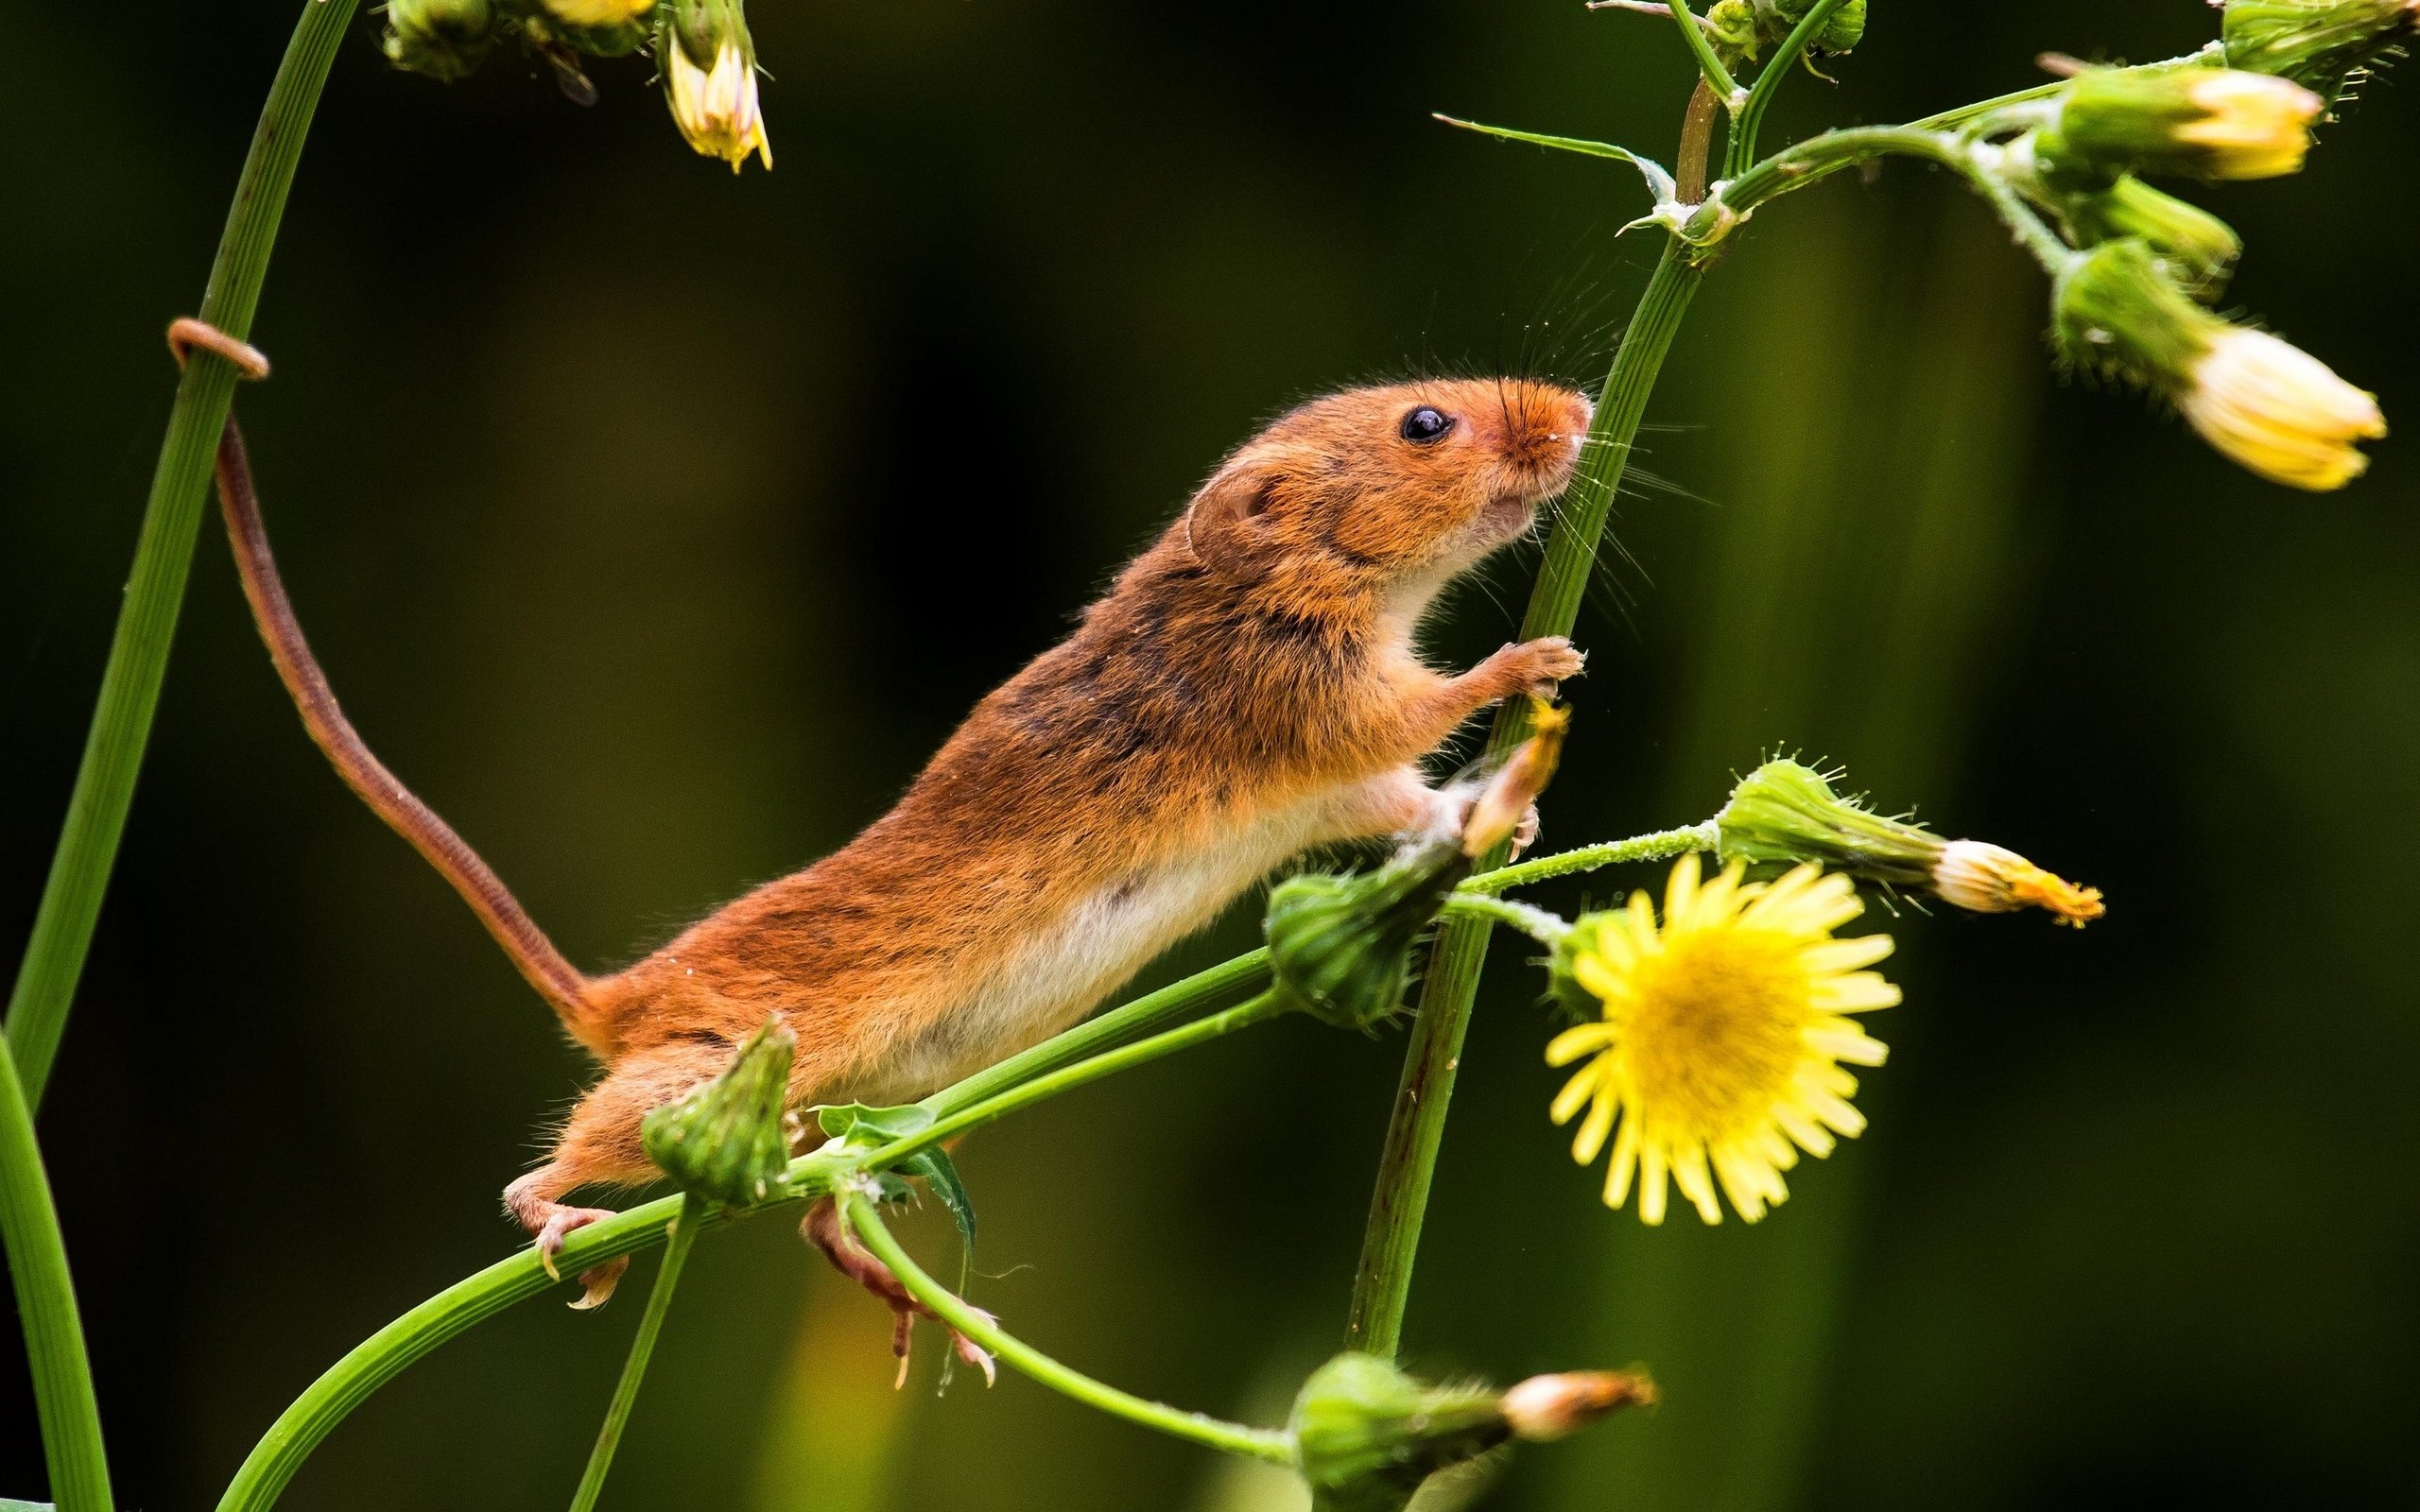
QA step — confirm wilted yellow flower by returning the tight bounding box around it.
[1930,840,2106,927]
[2181,325,2388,490]
[1547,855,1896,1225]
[665,32,772,172]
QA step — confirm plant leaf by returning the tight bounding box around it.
[812,1101,937,1144]
[1433,115,1680,205]
[902,1146,978,1253]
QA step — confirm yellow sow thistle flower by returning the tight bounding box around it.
[2041,67,2322,181]
[666,38,772,171]
[2054,238,2385,490]
[1547,855,1897,1226]
[2181,325,2389,490]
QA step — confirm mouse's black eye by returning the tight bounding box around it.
[1400,406,1454,444]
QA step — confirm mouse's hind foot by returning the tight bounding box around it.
[507,1170,632,1310]
[803,1197,996,1388]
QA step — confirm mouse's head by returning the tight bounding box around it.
[1184,378,1591,603]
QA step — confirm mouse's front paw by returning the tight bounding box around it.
[1481,636,1586,699]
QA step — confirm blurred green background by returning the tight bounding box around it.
[5,2,2416,1507]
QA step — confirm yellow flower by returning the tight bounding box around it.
[2181,325,2388,490]
[666,36,773,173]
[1546,855,1896,1225]
[2174,70,2322,179]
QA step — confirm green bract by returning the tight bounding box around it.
[1765,0,1868,55]
[639,1017,796,1208]
[2036,66,2318,181]
[2223,0,2420,102]
[1289,1353,1509,1512]
[381,0,497,80]
[1265,837,1470,1032]
[2051,237,2218,387]
[2060,175,2242,298]
[1713,759,1944,885]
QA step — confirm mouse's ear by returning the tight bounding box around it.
[1184,451,1288,581]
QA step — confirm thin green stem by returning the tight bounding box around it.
[1342,236,1706,1359]
[0,1037,111,1511]
[216,981,1286,1507]
[1454,822,1719,896]
[1723,0,1854,179]
[5,0,362,1106]
[1438,894,1569,946]
[567,1196,701,1512]
[1664,0,1740,105]
[923,950,1270,1119]
[838,1191,1295,1466]
[1719,127,2077,274]
[875,992,1288,1171]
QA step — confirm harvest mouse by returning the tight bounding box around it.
[209,374,1591,1325]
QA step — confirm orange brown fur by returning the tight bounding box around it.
[214,378,1589,1296]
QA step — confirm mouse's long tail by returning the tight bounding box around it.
[213,416,612,1054]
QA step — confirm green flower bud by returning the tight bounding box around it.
[2061,175,2241,299]
[2037,67,2323,181]
[1290,1354,1508,1512]
[1706,1,1759,59]
[2222,0,2420,102]
[2052,237,2221,386]
[1266,836,1467,1032]
[1289,1355,1653,1511]
[382,0,497,81]
[1714,760,2108,925]
[1765,0,1867,55]
[640,1016,797,1207]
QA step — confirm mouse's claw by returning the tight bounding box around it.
[532,1203,625,1307]
[803,1197,995,1388]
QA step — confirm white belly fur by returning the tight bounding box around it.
[871,793,1355,1099]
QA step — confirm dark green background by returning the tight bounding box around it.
[5,2,2415,1507]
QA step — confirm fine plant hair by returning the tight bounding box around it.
[0,4,2400,1512]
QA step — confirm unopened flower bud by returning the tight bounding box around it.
[381,0,497,81]
[1290,1354,1506,1511]
[2039,67,2322,180]
[1267,839,1462,1032]
[2222,0,2420,102]
[2054,237,2384,490]
[2062,175,2241,299]
[1767,0,1867,54]
[1497,1370,1656,1441]
[1714,759,2104,925]
[661,0,773,172]
[640,1016,796,1206]
[1705,1,1759,59]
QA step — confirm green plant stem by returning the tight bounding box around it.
[1664,0,1741,103]
[0,1037,110,1511]
[1723,0,1854,178]
[567,1196,701,1512]
[923,950,1270,1118]
[1438,894,1570,946]
[1455,822,1719,896]
[215,981,1288,1508]
[5,0,361,1107]
[872,992,1288,1171]
[1341,236,1706,1359]
[837,1190,1295,1466]
[1719,126,2077,273]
